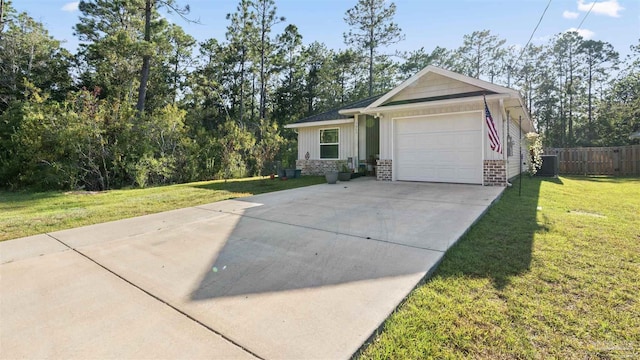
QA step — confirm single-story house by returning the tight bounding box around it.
[284,65,536,186]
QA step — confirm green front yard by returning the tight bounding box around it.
[0,176,325,242]
[360,176,640,359]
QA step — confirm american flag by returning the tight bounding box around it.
[484,97,502,154]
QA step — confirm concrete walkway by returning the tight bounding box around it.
[0,179,503,359]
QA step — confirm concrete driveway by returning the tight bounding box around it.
[0,179,503,359]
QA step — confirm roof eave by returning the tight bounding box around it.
[362,93,515,115]
[284,118,354,129]
[518,97,536,133]
[505,96,535,134]
[338,107,367,115]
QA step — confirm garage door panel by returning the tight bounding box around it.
[397,120,439,134]
[394,114,482,184]
[455,132,478,146]
[397,116,479,134]
[397,166,477,183]
[453,117,479,131]
[397,131,477,151]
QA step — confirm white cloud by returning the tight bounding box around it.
[563,10,580,19]
[61,1,79,12]
[577,0,624,18]
[565,27,596,39]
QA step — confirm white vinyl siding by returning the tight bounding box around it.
[296,123,355,160]
[505,117,531,179]
[388,72,484,103]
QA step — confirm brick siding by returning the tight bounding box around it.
[376,159,392,181]
[296,160,342,176]
[483,160,507,186]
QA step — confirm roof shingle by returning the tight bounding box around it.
[291,94,383,124]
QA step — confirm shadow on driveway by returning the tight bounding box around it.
[188,179,501,300]
[189,207,439,300]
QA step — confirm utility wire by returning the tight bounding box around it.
[576,0,597,31]
[511,0,553,73]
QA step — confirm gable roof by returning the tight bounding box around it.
[285,65,535,133]
[290,94,383,124]
[366,65,518,109]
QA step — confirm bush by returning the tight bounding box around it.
[526,132,543,175]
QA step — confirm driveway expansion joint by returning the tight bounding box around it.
[43,233,265,360]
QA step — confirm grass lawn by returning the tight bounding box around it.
[360,176,640,359]
[0,176,325,242]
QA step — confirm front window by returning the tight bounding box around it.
[320,128,339,159]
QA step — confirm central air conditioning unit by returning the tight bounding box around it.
[536,155,558,177]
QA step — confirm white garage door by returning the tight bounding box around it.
[394,112,482,184]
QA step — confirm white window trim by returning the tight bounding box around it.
[320,127,339,160]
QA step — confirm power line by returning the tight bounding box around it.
[511,0,553,73]
[576,0,597,31]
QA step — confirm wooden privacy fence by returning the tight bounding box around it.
[544,145,640,176]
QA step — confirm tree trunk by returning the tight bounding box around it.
[259,28,266,120]
[307,70,314,115]
[568,47,573,147]
[0,0,5,37]
[135,0,152,114]
[172,48,179,105]
[558,62,565,147]
[340,69,345,104]
[239,46,245,123]
[368,44,374,97]
[527,77,533,115]
[475,45,481,78]
[588,66,593,142]
[251,71,256,122]
[288,50,293,92]
[27,44,34,77]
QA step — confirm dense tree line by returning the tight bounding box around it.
[0,0,637,190]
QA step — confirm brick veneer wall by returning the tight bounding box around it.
[483,160,506,186]
[296,160,342,176]
[377,159,392,181]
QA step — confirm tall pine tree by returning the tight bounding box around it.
[343,0,403,96]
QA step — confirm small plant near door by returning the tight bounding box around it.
[338,161,351,181]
